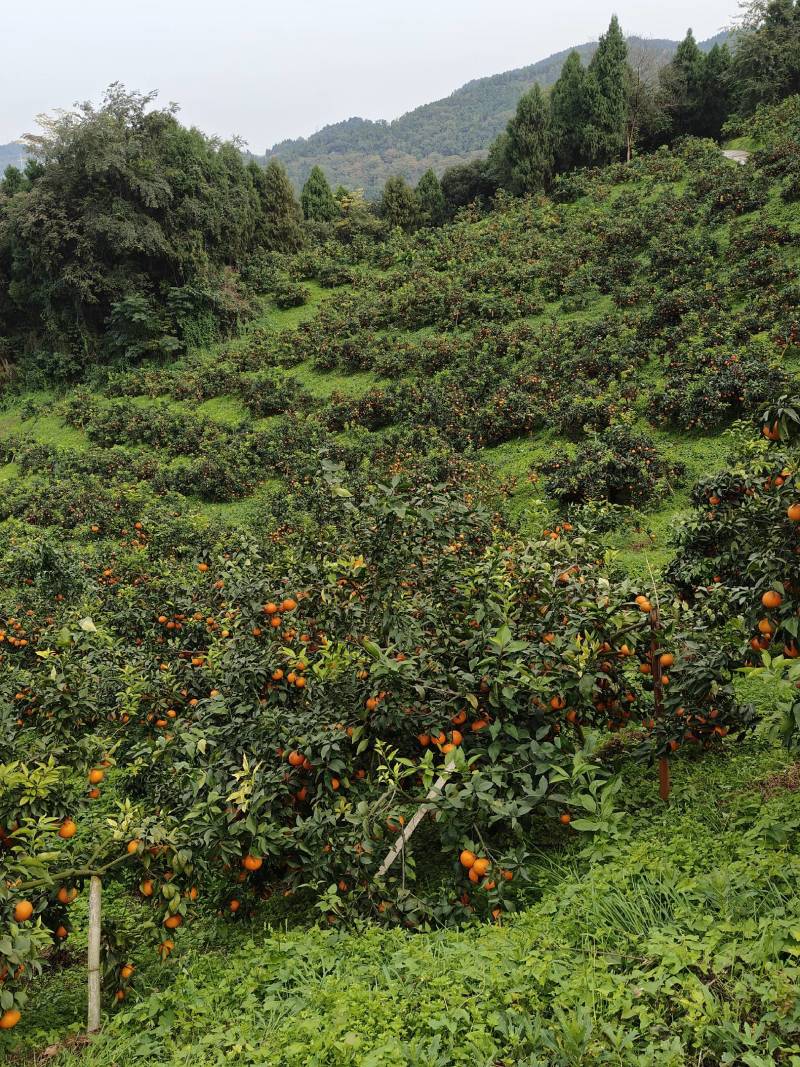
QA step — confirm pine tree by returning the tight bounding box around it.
[551,51,589,171]
[659,29,706,138]
[301,165,337,222]
[257,160,304,251]
[583,15,629,164]
[700,44,733,139]
[1,165,26,197]
[501,84,554,195]
[415,169,445,226]
[379,175,419,231]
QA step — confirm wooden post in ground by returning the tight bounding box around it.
[87,875,102,1033]
[650,607,671,802]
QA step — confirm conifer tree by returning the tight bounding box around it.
[379,175,419,231]
[700,43,733,139]
[551,51,589,171]
[659,29,706,138]
[257,160,304,251]
[415,169,445,226]
[583,15,629,164]
[301,165,337,222]
[502,84,554,194]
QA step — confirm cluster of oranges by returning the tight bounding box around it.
[458,850,514,918]
[416,706,490,753]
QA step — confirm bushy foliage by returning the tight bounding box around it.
[541,424,684,506]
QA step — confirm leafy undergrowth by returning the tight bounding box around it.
[8,693,800,1067]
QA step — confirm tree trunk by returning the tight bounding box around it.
[87,875,102,1033]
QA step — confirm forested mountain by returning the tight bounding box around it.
[0,142,27,171]
[262,31,730,195]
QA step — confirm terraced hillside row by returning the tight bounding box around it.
[2,134,799,571]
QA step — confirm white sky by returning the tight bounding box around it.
[1,0,739,150]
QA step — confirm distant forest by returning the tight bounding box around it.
[258,32,730,196]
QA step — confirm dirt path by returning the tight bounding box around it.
[722,149,751,165]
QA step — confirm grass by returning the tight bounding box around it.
[288,359,388,400]
[262,281,328,331]
[0,409,89,452]
[723,136,760,153]
[0,460,20,483]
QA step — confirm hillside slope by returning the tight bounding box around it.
[1,134,797,579]
[263,32,730,195]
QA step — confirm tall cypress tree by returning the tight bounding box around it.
[583,15,629,164]
[502,83,554,195]
[379,175,419,231]
[700,43,733,139]
[550,51,589,171]
[257,160,304,251]
[659,29,706,138]
[415,169,446,226]
[301,165,337,222]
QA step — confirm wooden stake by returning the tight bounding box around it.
[87,875,102,1033]
[650,607,671,802]
[658,757,671,801]
[376,759,455,880]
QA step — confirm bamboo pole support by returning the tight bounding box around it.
[376,759,456,880]
[87,875,102,1033]
[650,607,671,802]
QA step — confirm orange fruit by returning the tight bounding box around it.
[88,768,104,785]
[0,1009,21,1030]
[163,914,183,929]
[559,812,571,826]
[126,840,140,855]
[788,504,800,522]
[13,900,33,922]
[58,819,77,839]
[472,858,490,877]
[459,850,476,869]
[120,964,135,980]
[242,855,263,872]
[761,590,783,610]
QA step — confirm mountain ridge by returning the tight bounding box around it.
[1,31,732,195]
[260,30,732,195]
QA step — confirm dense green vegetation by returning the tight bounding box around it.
[2,5,800,1063]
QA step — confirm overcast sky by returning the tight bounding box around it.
[2,0,739,150]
